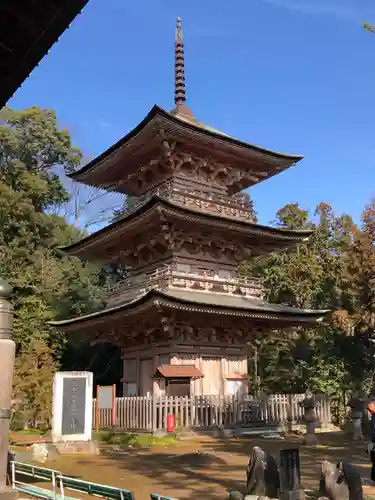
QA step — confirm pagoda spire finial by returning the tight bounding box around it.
[171,16,193,118]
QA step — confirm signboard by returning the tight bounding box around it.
[52,371,93,443]
[95,385,116,432]
[61,377,86,435]
[97,386,114,409]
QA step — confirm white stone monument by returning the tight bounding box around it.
[52,371,98,454]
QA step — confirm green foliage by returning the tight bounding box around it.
[94,431,177,448]
[364,23,375,33]
[12,340,56,430]
[3,105,375,431]
[244,200,375,401]
[0,107,109,426]
[112,195,138,221]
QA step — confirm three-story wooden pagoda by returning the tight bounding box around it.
[51,18,329,397]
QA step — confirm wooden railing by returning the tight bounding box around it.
[123,183,256,222]
[107,267,264,306]
[93,393,332,432]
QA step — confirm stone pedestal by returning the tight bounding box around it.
[352,416,363,441]
[299,393,318,445]
[0,280,17,499]
[54,441,99,455]
[304,421,318,445]
[0,487,18,500]
[279,491,306,500]
[348,390,366,441]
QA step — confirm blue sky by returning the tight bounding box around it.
[8,0,375,226]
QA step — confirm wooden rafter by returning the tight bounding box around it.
[0,0,89,108]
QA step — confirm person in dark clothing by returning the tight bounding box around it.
[367,396,375,481]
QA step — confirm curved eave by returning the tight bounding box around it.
[69,105,303,183]
[48,289,330,331]
[1,0,89,108]
[60,195,313,258]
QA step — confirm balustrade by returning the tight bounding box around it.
[107,266,264,306]
[123,183,256,222]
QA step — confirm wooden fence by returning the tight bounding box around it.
[93,393,332,432]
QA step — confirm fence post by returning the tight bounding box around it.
[95,385,100,433]
[152,395,157,433]
[92,392,332,433]
[287,393,293,433]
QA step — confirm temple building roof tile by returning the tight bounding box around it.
[49,17,330,346]
[69,105,303,194]
[61,195,313,260]
[49,288,330,330]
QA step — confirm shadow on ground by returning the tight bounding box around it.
[43,432,374,500]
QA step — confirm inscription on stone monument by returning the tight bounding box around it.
[61,377,86,435]
[280,448,302,495]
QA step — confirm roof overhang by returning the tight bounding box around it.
[153,364,204,379]
[1,0,88,108]
[68,105,304,194]
[48,288,330,334]
[60,196,313,262]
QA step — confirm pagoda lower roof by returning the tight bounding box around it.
[61,195,313,261]
[49,288,329,331]
[68,105,303,194]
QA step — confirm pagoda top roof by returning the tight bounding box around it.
[49,288,330,331]
[69,17,304,194]
[60,195,313,262]
[69,104,303,193]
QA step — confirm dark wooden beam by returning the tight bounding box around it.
[0,0,89,108]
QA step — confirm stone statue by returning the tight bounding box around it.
[228,491,244,500]
[319,460,363,500]
[228,494,271,500]
[368,393,375,444]
[348,389,366,440]
[245,446,280,498]
[299,391,318,444]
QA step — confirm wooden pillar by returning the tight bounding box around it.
[152,355,158,396]
[0,279,17,499]
[136,355,140,396]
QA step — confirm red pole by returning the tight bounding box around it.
[112,384,117,428]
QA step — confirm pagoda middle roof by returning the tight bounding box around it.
[49,288,330,331]
[61,195,313,261]
[69,105,304,194]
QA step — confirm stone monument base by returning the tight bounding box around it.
[279,489,306,500]
[0,486,18,500]
[54,440,100,455]
[304,434,318,445]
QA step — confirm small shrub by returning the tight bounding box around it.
[95,430,116,442]
[95,431,177,448]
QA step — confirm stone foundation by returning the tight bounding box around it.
[54,440,100,455]
[0,487,18,500]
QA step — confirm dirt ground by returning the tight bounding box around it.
[28,432,375,500]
